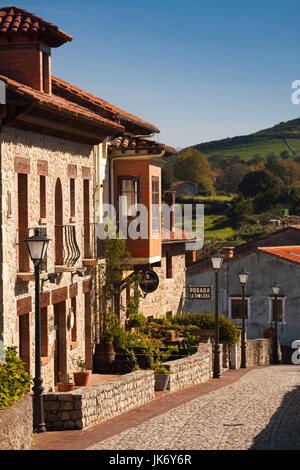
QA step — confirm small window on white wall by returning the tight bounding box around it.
[269,297,286,324]
[229,297,250,321]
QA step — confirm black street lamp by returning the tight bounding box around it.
[210,253,224,379]
[238,268,249,368]
[271,282,280,365]
[24,228,50,433]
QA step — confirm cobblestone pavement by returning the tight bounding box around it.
[88,365,300,450]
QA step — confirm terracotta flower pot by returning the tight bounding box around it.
[73,371,90,387]
[57,382,75,392]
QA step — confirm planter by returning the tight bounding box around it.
[155,373,170,391]
[73,371,90,387]
[57,382,75,392]
[166,334,176,341]
[93,343,115,373]
[189,345,198,354]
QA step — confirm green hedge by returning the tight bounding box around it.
[163,313,239,344]
[0,347,32,408]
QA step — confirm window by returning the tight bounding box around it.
[18,173,29,272]
[271,297,284,322]
[166,311,173,320]
[166,251,173,278]
[231,298,249,320]
[118,176,140,219]
[71,297,77,342]
[70,178,75,219]
[41,307,48,357]
[19,313,30,373]
[152,176,160,234]
[40,175,46,220]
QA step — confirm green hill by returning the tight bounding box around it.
[192,118,300,161]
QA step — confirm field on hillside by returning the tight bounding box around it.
[198,137,300,161]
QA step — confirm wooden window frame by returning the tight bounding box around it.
[229,297,250,321]
[152,176,160,235]
[117,176,141,222]
[166,251,173,279]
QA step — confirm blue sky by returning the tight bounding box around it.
[9,0,300,147]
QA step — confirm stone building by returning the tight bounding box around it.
[170,180,198,196]
[186,241,300,347]
[0,6,198,389]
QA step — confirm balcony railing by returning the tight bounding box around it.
[82,223,104,264]
[55,224,80,267]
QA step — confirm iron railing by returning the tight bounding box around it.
[55,224,80,267]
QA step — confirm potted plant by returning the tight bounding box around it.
[166,330,176,341]
[57,372,75,392]
[93,232,141,373]
[154,365,171,391]
[73,357,90,386]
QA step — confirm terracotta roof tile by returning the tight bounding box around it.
[109,135,177,156]
[0,74,123,132]
[171,180,196,187]
[52,75,160,134]
[258,246,300,265]
[162,227,197,243]
[0,7,72,46]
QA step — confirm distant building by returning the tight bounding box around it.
[170,180,198,196]
[185,227,300,346]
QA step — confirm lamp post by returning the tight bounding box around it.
[210,253,224,378]
[24,228,50,433]
[238,268,249,368]
[271,282,280,365]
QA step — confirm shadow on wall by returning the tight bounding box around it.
[250,382,300,450]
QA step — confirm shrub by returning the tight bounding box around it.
[0,347,32,408]
[170,313,239,344]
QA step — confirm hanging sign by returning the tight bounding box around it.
[189,286,212,300]
[139,270,159,293]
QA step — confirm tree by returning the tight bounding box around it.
[174,148,215,194]
[238,170,280,198]
[162,167,172,191]
[225,196,254,228]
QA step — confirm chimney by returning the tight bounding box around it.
[0,7,72,94]
[164,191,176,233]
[0,40,52,94]
[222,246,235,259]
[185,249,196,267]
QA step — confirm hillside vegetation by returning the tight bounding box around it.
[193,118,300,161]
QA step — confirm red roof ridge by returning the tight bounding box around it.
[0,73,123,131]
[52,75,159,134]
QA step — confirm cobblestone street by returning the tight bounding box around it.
[87,365,300,450]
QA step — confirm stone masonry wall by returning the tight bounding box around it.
[0,126,95,392]
[0,394,33,450]
[163,343,213,392]
[246,339,271,367]
[44,370,155,430]
[137,244,186,319]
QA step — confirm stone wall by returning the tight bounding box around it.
[163,343,213,392]
[246,339,272,367]
[44,370,154,430]
[230,338,271,369]
[138,243,186,320]
[0,394,33,450]
[0,126,95,392]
